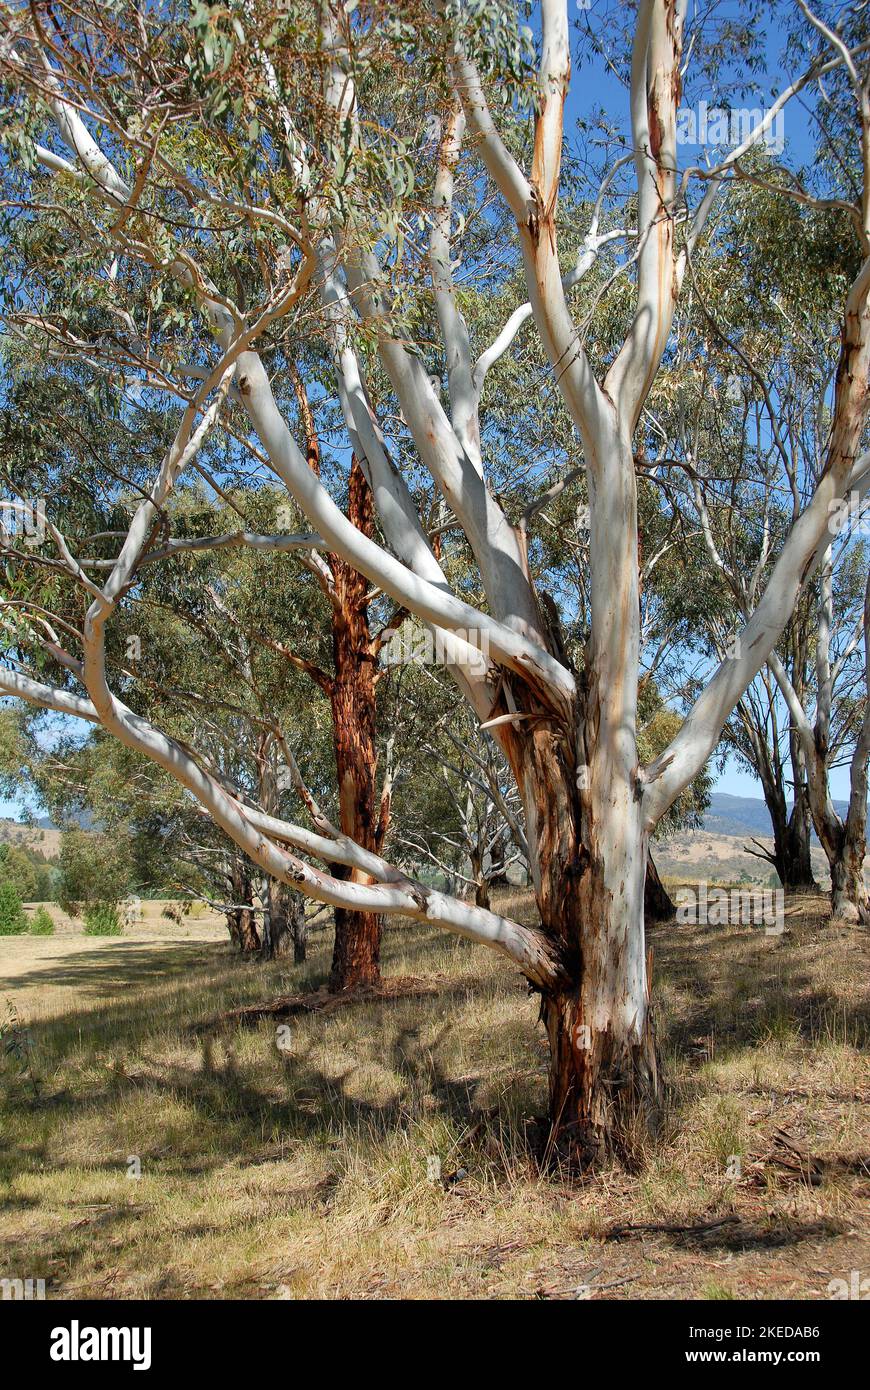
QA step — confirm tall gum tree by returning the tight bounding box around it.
[1,0,869,1165]
[656,209,869,914]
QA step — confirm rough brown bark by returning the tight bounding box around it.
[262,879,307,961]
[469,848,491,910]
[328,457,383,991]
[542,979,659,1172]
[289,894,308,963]
[289,373,385,992]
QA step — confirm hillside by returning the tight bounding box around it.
[0,817,63,859]
[653,829,837,886]
[663,794,869,887]
[701,792,852,840]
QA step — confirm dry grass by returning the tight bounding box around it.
[1,890,868,1300]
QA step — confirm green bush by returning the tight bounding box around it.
[59,830,133,917]
[0,882,27,935]
[29,906,55,936]
[0,843,57,902]
[82,903,122,936]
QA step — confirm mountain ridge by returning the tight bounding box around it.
[702,792,854,840]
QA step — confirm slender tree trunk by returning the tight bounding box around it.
[226,861,260,954]
[328,457,382,991]
[807,734,869,925]
[290,374,384,991]
[467,845,491,910]
[832,615,870,923]
[262,879,307,961]
[289,893,307,963]
[255,733,308,962]
[766,784,790,887]
[782,780,818,892]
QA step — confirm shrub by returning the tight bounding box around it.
[29,906,55,936]
[0,882,27,935]
[0,844,38,901]
[82,903,122,936]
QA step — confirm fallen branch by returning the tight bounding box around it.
[606,1214,741,1241]
[194,975,440,1030]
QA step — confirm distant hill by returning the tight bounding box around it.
[0,818,63,858]
[702,792,852,840]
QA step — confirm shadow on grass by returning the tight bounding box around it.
[0,925,532,1195]
[650,916,870,1054]
[4,913,867,1191]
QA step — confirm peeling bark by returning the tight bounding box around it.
[328,457,383,991]
[498,657,660,1168]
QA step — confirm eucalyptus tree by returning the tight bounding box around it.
[2,0,870,1165]
[654,182,869,915]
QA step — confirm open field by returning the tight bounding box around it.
[1,891,869,1300]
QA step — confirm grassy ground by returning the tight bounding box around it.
[1,891,869,1300]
